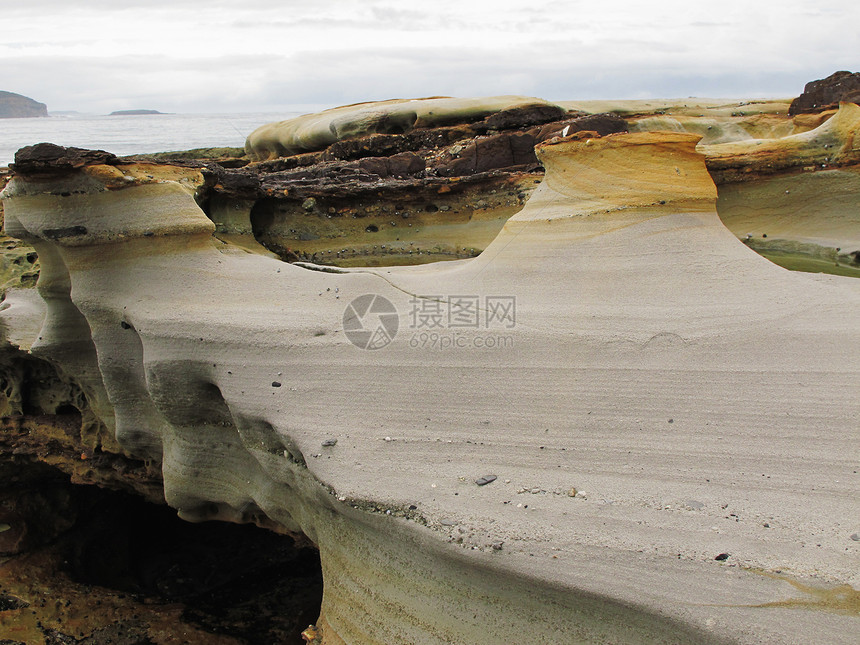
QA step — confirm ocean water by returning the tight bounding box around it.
[0,111,305,166]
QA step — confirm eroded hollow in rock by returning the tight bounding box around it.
[244,183,526,267]
[1,466,324,644]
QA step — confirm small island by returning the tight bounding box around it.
[109,109,165,116]
[0,90,48,118]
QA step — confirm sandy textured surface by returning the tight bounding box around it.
[558,98,792,117]
[702,101,860,180]
[2,131,858,643]
[717,167,860,250]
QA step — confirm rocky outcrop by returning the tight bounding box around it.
[789,70,860,115]
[2,137,858,644]
[560,97,793,118]
[244,96,569,160]
[11,143,118,175]
[434,113,627,176]
[702,101,860,183]
[629,112,820,145]
[0,169,41,294]
[696,102,860,267]
[0,91,48,118]
[205,108,627,265]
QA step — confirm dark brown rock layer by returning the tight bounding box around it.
[789,70,860,115]
[12,143,118,177]
[197,112,627,264]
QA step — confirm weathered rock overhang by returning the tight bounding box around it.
[2,133,859,644]
[197,104,628,265]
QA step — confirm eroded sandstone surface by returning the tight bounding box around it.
[190,92,859,277]
[701,102,860,274]
[1,128,858,643]
[244,95,571,160]
[203,97,627,266]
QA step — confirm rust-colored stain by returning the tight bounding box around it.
[746,570,860,615]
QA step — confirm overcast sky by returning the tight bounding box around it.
[3,0,858,114]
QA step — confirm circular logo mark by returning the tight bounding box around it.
[343,294,399,350]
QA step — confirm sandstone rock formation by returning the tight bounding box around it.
[211,106,626,266]
[0,91,48,119]
[244,95,570,160]
[2,134,858,644]
[0,168,41,294]
[702,101,860,183]
[216,94,860,278]
[560,97,793,118]
[629,111,819,145]
[697,102,860,272]
[789,70,860,115]
[220,94,855,275]
[609,98,834,146]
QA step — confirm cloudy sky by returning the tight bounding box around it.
[3,0,858,114]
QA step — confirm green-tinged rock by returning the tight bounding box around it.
[245,96,566,160]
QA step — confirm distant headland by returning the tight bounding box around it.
[109,109,165,116]
[0,91,48,118]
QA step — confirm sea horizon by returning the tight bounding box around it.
[0,110,323,166]
[2,94,797,167]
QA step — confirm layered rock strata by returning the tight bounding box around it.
[702,102,860,183]
[702,102,860,271]
[2,134,858,644]
[209,93,860,274]
[245,95,570,160]
[205,102,626,265]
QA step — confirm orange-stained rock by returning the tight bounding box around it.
[703,102,860,182]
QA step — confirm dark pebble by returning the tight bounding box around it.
[850,533,860,541]
[272,381,282,387]
[475,474,497,486]
[715,553,730,561]
[322,438,338,447]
